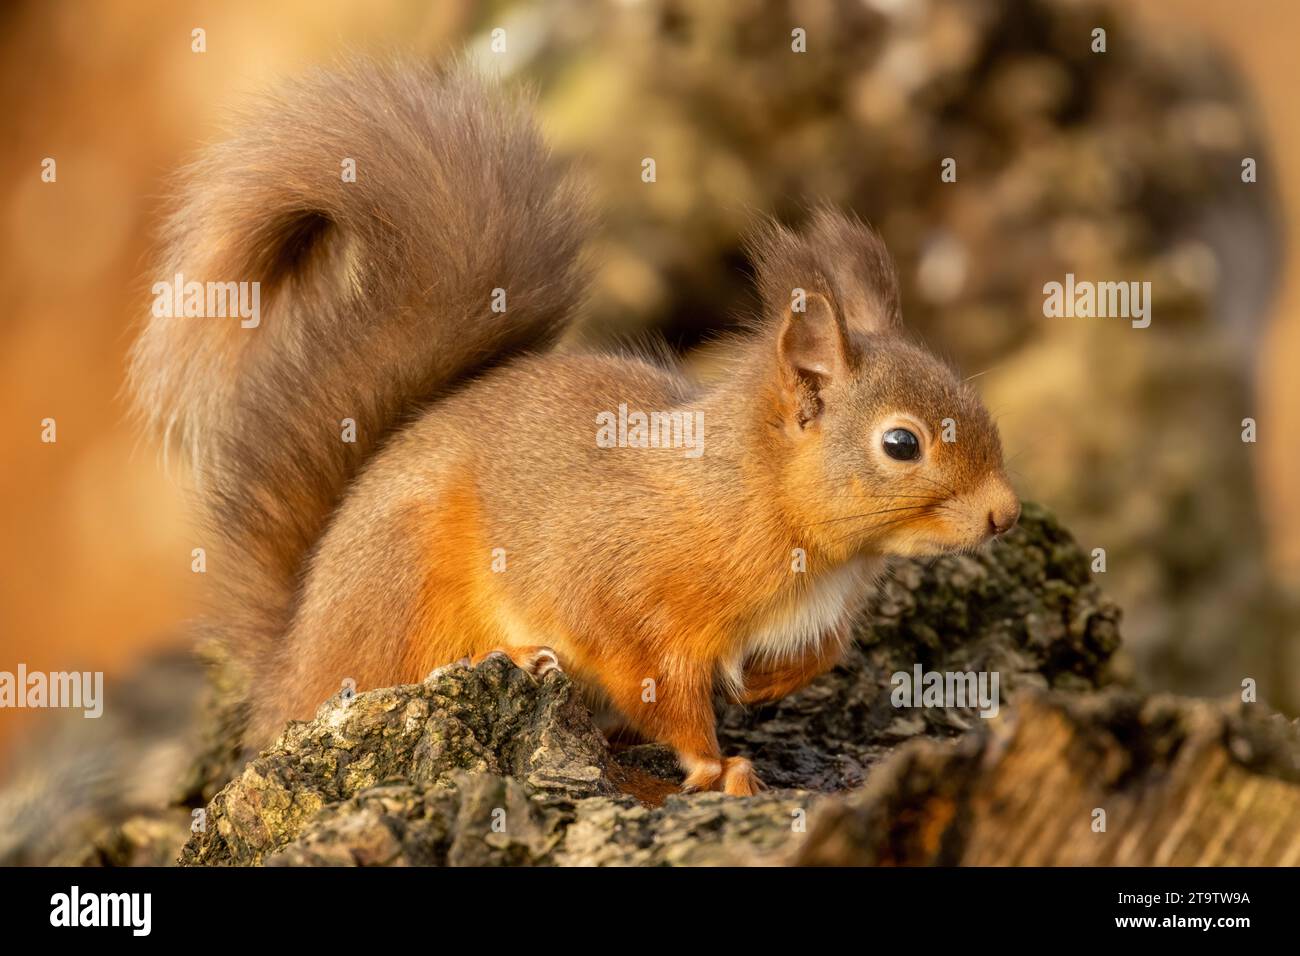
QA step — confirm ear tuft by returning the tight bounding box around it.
[747,207,901,335]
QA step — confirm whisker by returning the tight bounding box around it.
[804,504,932,528]
[826,508,938,547]
[909,472,957,498]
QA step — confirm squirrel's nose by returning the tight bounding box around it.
[987,501,1020,537]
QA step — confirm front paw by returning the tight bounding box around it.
[681,755,765,796]
[719,756,764,796]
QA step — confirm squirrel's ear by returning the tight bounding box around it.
[776,292,851,426]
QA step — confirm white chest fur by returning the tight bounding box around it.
[738,554,883,670]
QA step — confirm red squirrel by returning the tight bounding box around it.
[130,61,1019,796]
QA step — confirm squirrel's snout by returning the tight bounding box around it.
[973,472,1019,539]
[987,500,1021,537]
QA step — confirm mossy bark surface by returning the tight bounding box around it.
[5,503,1292,865]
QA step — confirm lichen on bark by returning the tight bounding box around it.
[182,655,613,865]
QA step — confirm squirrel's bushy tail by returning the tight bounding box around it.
[129,60,588,692]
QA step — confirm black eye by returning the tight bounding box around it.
[882,428,920,461]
